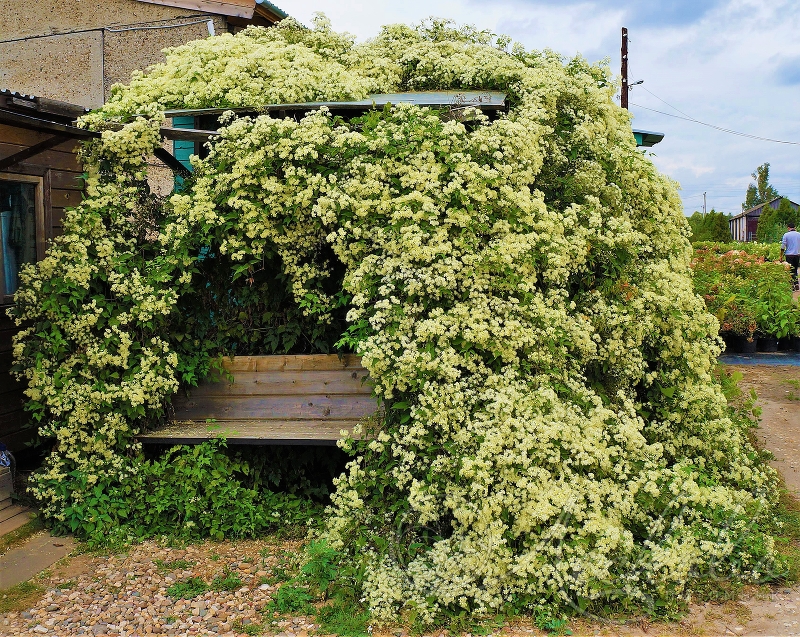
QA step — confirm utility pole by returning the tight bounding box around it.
[703,192,707,216]
[621,27,628,109]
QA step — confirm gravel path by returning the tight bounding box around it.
[0,539,315,636]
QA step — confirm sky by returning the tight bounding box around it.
[279,0,800,217]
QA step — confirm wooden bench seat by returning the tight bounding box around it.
[138,354,379,445]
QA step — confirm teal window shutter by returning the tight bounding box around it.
[172,116,195,190]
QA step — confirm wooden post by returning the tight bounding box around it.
[621,27,629,110]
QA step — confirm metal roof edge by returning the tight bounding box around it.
[156,91,507,118]
[1,89,90,121]
[735,196,796,218]
[256,0,287,20]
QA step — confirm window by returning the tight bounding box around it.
[0,174,44,303]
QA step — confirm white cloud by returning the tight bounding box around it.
[283,0,800,214]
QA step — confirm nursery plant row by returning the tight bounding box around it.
[692,241,800,353]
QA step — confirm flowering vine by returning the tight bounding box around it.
[10,16,779,622]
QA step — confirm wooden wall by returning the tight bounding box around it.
[0,123,84,451]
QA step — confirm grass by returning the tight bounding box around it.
[0,516,44,555]
[153,558,194,572]
[266,584,314,614]
[166,577,209,599]
[233,619,264,635]
[316,598,372,637]
[0,581,45,613]
[212,570,242,591]
[769,486,800,582]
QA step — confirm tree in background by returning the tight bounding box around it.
[688,209,733,243]
[742,162,780,211]
[756,197,800,242]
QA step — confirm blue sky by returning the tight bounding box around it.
[284,0,800,216]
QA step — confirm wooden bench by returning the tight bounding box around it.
[138,354,379,445]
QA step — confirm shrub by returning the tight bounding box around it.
[691,247,799,339]
[9,15,781,625]
[688,210,732,243]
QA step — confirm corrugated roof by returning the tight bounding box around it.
[729,196,795,221]
[159,91,507,118]
[0,89,89,121]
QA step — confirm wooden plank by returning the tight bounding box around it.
[0,136,67,171]
[49,170,84,190]
[0,350,12,373]
[0,426,35,454]
[0,326,16,353]
[139,419,369,445]
[220,354,364,373]
[0,124,82,151]
[1,164,82,183]
[50,189,82,208]
[52,207,66,229]
[173,394,378,421]
[0,468,12,503]
[0,510,35,536]
[43,168,53,245]
[0,504,27,524]
[180,370,373,397]
[0,142,80,172]
[0,410,26,435]
[0,498,11,512]
[0,390,24,416]
[0,375,25,395]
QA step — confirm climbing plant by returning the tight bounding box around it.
[10,15,779,624]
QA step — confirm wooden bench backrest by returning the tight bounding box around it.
[139,354,379,445]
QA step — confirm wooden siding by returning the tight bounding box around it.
[140,355,380,445]
[0,122,84,451]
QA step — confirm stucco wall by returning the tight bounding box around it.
[0,0,226,108]
[1,0,206,37]
[0,32,105,107]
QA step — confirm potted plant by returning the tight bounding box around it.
[748,265,799,351]
[726,301,758,353]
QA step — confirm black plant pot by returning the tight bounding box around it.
[720,332,736,353]
[758,336,779,352]
[733,335,758,353]
[793,336,800,353]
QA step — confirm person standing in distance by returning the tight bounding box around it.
[781,221,800,291]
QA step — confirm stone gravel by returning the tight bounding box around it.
[0,539,316,637]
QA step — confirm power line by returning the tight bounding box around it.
[630,101,800,146]
[640,87,694,120]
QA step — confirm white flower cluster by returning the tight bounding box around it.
[13,16,778,621]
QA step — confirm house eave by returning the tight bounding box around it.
[135,0,256,19]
